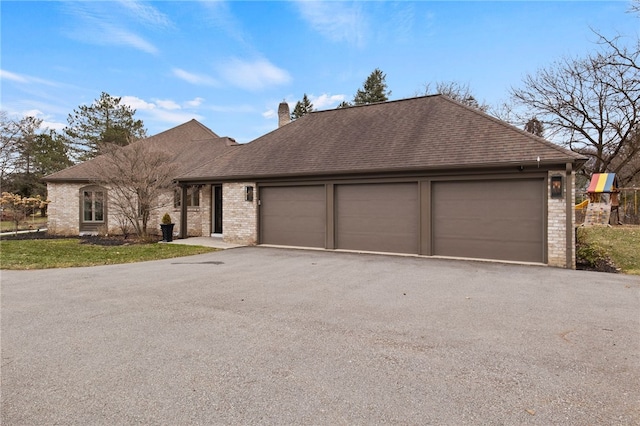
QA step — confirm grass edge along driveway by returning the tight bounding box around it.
[0,239,217,270]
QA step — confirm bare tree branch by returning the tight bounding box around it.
[90,140,176,238]
[510,36,640,186]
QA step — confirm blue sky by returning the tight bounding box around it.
[1,1,638,143]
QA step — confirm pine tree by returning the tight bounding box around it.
[63,92,147,162]
[524,118,544,137]
[291,94,314,120]
[353,68,391,105]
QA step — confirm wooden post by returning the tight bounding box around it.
[180,185,188,239]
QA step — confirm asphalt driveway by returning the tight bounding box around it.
[2,247,639,425]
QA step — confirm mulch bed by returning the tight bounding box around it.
[1,231,154,246]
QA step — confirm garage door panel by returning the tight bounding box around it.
[433,179,544,263]
[336,183,418,254]
[260,186,325,247]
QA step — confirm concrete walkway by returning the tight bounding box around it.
[0,228,47,237]
[168,236,245,249]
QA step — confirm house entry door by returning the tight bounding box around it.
[212,185,223,235]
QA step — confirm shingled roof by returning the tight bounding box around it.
[44,119,239,182]
[178,95,585,182]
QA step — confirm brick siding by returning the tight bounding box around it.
[46,183,82,235]
[222,182,257,245]
[46,182,201,238]
[547,171,576,268]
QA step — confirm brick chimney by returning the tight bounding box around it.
[278,101,290,127]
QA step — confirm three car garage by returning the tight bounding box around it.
[259,177,545,263]
[175,95,585,268]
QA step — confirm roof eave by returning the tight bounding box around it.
[175,157,587,183]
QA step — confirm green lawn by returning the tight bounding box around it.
[3,228,637,274]
[0,239,217,270]
[576,226,640,275]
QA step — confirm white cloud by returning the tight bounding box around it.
[147,109,204,125]
[0,69,28,83]
[184,97,205,108]
[116,95,212,130]
[121,95,211,114]
[0,69,60,87]
[262,109,276,119]
[311,93,346,109]
[198,0,248,45]
[156,99,181,110]
[62,2,159,54]
[117,0,173,28]
[172,68,218,86]
[23,109,45,117]
[120,96,156,111]
[43,121,65,131]
[104,24,158,54]
[18,109,65,131]
[218,58,291,91]
[296,1,367,47]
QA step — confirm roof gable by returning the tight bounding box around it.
[181,95,585,181]
[45,119,237,182]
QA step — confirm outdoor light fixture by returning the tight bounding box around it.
[551,175,563,198]
[245,186,254,202]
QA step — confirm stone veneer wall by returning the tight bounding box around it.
[222,182,257,245]
[547,170,576,269]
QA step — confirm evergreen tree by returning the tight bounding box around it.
[353,68,391,105]
[63,92,147,162]
[291,94,314,120]
[524,118,545,137]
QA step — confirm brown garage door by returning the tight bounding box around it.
[260,186,325,247]
[432,179,544,263]
[336,183,419,254]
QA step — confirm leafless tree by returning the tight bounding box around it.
[510,35,640,185]
[0,111,19,187]
[423,81,490,112]
[92,140,176,239]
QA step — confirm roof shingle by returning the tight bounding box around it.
[179,95,585,181]
[45,119,238,182]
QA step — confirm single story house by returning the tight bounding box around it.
[46,95,586,268]
[44,119,239,237]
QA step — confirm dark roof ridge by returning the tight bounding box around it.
[189,136,238,145]
[436,95,585,161]
[146,118,220,140]
[305,94,442,117]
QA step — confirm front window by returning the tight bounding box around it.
[83,190,104,222]
[174,186,200,208]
